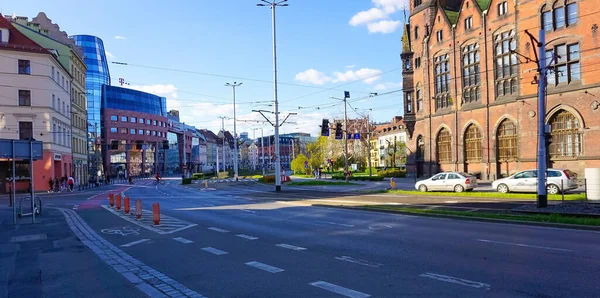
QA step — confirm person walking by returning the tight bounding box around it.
[68,175,75,192]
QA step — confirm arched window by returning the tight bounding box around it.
[464,124,482,162]
[549,110,582,158]
[542,1,578,31]
[497,119,517,161]
[436,128,452,163]
[416,136,425,161]
[414,26,419,40]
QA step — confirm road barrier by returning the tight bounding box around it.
[124,197,130,215]
[135,200,142,219]
[152,203,160,225]
[109,193,114,207]
[116,194,122,210]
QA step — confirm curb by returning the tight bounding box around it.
[311,204,600,232]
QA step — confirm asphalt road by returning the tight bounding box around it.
[44,178,600,297]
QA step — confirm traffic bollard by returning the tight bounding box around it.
[124,197,130,215]
[152,203,160,225]
[135,200,142,219]
[390,178,396,189]
[204,179,208,189]
[116,194,122,210]
[109,194,114,207]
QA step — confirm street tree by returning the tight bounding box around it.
[291,154,310,175]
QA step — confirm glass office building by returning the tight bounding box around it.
[102,86,167,116]
[72,35,111,178]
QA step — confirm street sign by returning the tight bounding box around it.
[304,160,308,169]
[353,133,360,139]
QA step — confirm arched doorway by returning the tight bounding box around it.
[464,124,483,174]
[496,119,517,178]
[416,136,425,177]
[548,109,582,167]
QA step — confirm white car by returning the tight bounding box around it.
[415,172,478,193]
[492,168,578,194]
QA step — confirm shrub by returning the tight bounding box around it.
[192,173,204,180]
[377,169,406,178]
[261,175,276,183]
[181,178,193,185]
[331,174,384,181]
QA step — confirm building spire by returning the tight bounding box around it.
[401,8,411,53]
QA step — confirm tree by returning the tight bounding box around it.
[291,154,310,174]
[307,136,327,170]
[386,141,407,167]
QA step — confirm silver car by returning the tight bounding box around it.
[492,168,578,194]
[415,172,478,193]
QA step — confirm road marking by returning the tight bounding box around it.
[335,256,383,268]
[207,227,230,233]
[120,239,151,247]
[245,261,284,273]
[201,247,228,255]
[444,200,459,203]
[420,273,490,289]
[316,220,354,227]
[276,243,307,251]
[240,209,256,213]
[173,237,193,244]
[310,281,370,298]
[475,239,573,252]
[236,234,259,240]
[368,224,393,230]
[72,204,78,210]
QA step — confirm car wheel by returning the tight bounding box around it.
[454,184,465,193]
[418,184,428,192]
[547,184,560,195]
[497,183,509,194]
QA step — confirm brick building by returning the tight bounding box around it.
[403,0,600,180]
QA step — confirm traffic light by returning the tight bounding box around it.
[335,122,343,139]
[321,119,330,136]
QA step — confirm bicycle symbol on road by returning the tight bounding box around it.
[101,226,140,236]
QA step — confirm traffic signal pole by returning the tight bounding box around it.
[343,95,349,174]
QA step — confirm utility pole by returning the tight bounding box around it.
[225,82,242,180]
[261,128,265,176]
[366,114,373,176]
[182,122,187,178]
[257,0,288,192]
[218,116,227,173]
[291,138,295,161]
[331,91,350,173]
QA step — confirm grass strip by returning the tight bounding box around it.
[381,189,585,201]
[362,205,600,226]
[287,181,357,186]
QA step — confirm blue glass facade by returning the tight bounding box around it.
[72,35,111,177]
[101,85,167,116]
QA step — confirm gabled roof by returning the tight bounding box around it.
[476,0,491,11]
[444,9,459,25]
[0,15,49,54]
[197,129,219,142]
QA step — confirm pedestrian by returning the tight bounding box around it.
[54,177,60,193]
[48,178,54,193]
[68,175,75,192]
[318,168,322,179]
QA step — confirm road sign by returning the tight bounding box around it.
[304,160,308,169]
[353,133,360,139]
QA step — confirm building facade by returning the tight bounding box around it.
[101,85,168,177]
[0,16,73,192]
[403,0,600,179]
[11,13,89,184]
[72,34,111,178]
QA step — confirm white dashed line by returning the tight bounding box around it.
[236,234,259,240]
[201,247,228,255]
[172,237,193,244]
[120,239,151,247]
[276,243,307,251]
[240,209,256,213]
[310,281,370,298]
[475,239,573,252]
[207,227,230,233]
[420,272,490,289]
[72,204,78,210]
[335,256,383,268]
[245,261,284,273]
[316,220,354,227]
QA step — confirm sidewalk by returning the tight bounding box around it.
[0,206,145,297]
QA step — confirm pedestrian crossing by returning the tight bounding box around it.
[101,205,197,234]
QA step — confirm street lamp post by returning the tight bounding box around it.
[257,0,288,192]
[225,82,242,181]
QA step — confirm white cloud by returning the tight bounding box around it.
[349,8,387,26]
[367,20,401,34]
[374,81,403,90]
[105,51,115,59]
[295,69,332,85]
[114,35,126,40]
[332,68,383,84]
[373,0,406,14]
[345,64,356,69]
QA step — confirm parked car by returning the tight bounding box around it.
[415,172,478,193]
[491,168,578,194]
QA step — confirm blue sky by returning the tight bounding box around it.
[2,0,408,136]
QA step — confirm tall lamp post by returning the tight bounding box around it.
[225,82,242,181]
[257,0,288,192]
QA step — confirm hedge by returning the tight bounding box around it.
[192,173,204,180]
[331,175,384,181]
[377,169,406,178]
[181,178,193,185]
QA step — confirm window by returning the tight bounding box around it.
[415,57,421,68]
[554,5,565,29]
[130,117,137,123]
[18,60,30,74]
[63,102,65,114]
[494,30,518,97]
[462,43,481,104]
[434,54,451,110]
[153,131,157,136]
[19,122,33,140]
[18,90,31,106]
[153,120,157,126]
[51,66,55,80]
[110,127,118,133]
[543,2,578,31]
[436,128,452,163]
[146,130,151,136]
[405,92,412,113]
[436,30,443,42]
[52,94,55,109]
[549,110,582,158]
[547,43,580,85]
[464,124,482,162]
[414,26,419,40]
[121,116,128,122]
[498,1,508,16]
[66,105,69,117]
[139,118,145,124]
[146,119,151,125]
[416,88,423,111]
[138,129,143,135]
[414,0,422,6]
[464,17,473,30]
[53,124,57,143]
[110,115,118,121]
[404,58,411,71]
[120,127,128,134]
[567,3,578,25]
[497,119,517,161]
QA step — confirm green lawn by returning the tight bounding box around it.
[287,181,357,186]
[362,205,600,227]
[292,174,315,178]
[382,189,586,201]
